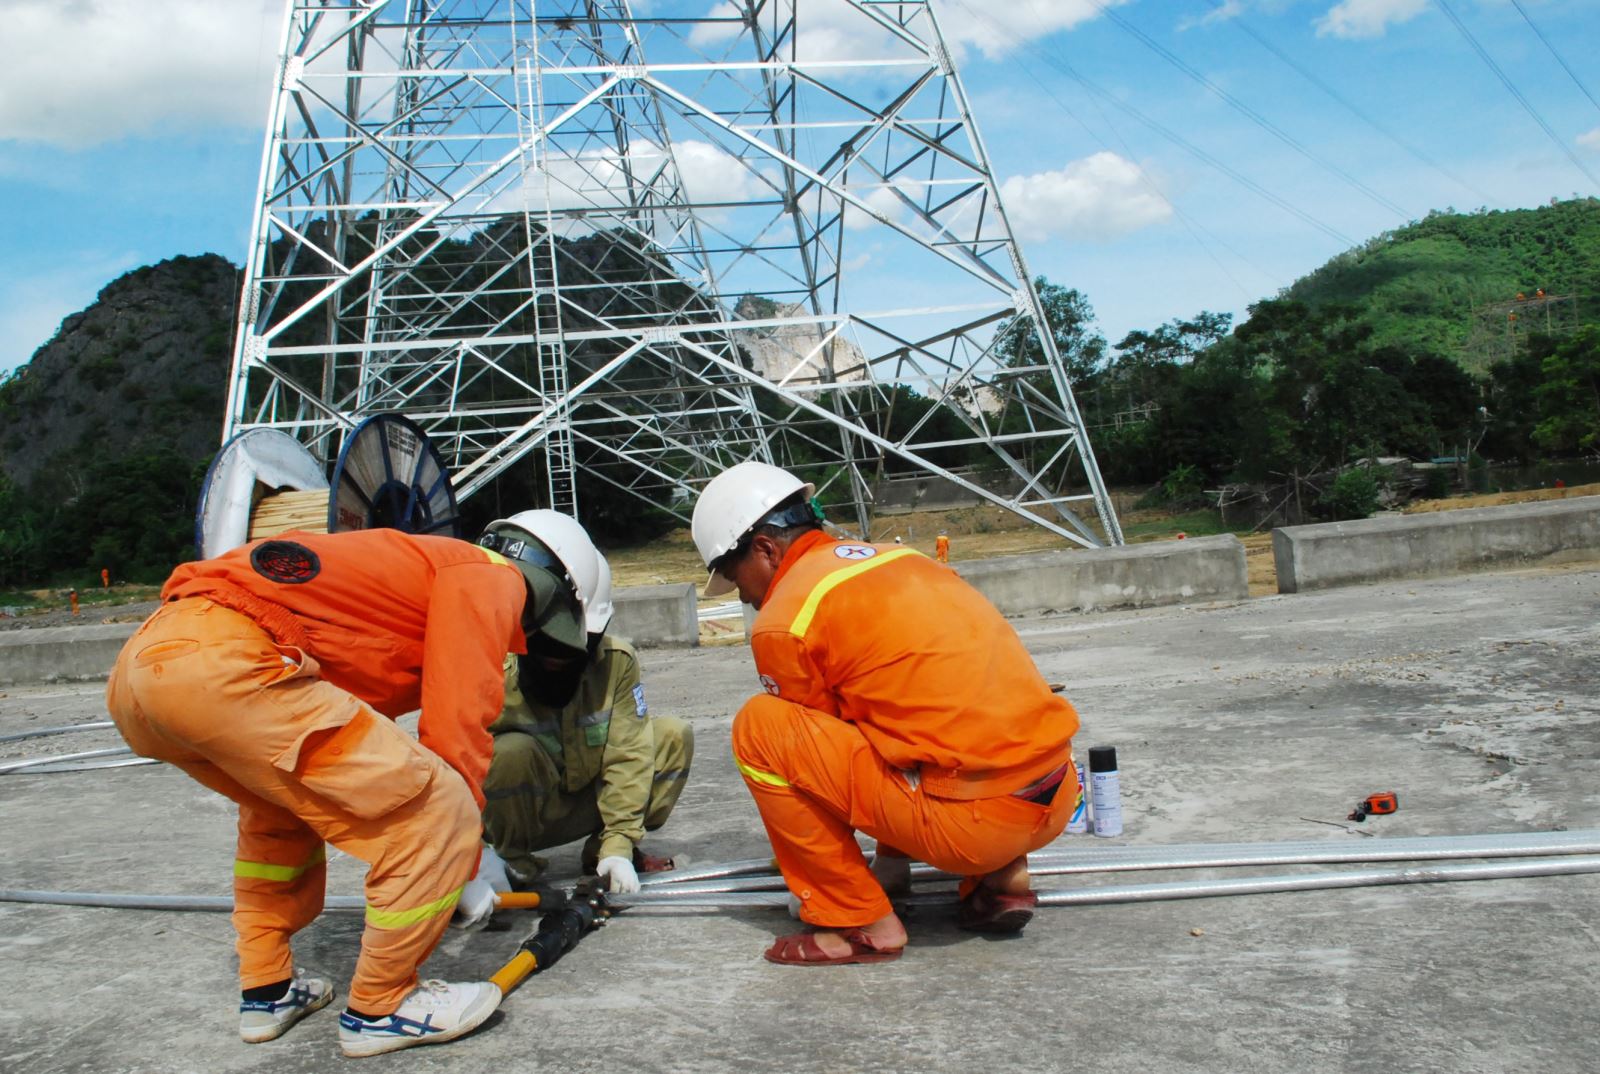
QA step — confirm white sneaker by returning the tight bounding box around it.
[337,980,501,1058]
[238,969,335,1043]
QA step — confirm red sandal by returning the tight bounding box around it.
[763,930,904,967]
[957,888,1037,934]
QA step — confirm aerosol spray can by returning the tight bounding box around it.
[1065,760,1088,834]
[1089,746,1123,838]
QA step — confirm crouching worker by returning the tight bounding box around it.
[691,462,1080,966]
[105,526,586,1056]
[477,511,694,895]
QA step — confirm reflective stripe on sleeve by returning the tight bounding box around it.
[788,547,918,638]
[234,845,326,882]
[481,547,511,568]
[735,759,791,788]
[365,885,464,929]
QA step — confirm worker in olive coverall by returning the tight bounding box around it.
[477,510,694,894]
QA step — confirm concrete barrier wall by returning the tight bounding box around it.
[0,583,705,687]
[0,623,135,686]
[955,534,1248,615]
[612,583,699,648]
[0,535,1254,681]
[1273,496,1600,593]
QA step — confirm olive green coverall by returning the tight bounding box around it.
[481,635,693,879]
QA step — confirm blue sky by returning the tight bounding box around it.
[2,0,1598,376]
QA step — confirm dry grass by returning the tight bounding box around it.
[1400,482,1600,513]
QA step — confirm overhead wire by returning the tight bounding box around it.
[1431,0,1600,192]
[964,1,1267,302]
[1203,0,1500,209]
[1082,0,1414,222]
[1005,0,1270,300]
[1508,0,1600,120]
[943,0,1357,249]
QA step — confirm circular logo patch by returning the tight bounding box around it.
[250,540,321,584]
[759,673,781,696]
[833,543,876,560]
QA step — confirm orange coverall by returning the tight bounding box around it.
[105,530,527,1013]
[732,530,1079,926]
[935,534,950,563]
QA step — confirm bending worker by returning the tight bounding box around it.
[480,510,694,895]
[105,522,587,1057]
[691,461,1079,965]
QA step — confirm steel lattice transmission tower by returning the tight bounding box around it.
[227,0,1123,546]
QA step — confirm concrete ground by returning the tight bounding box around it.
[3,562,1598,1074]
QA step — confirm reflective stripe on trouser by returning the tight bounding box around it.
[481,716,694,874]
[104,598,480,1014]
[730,693,1072,928]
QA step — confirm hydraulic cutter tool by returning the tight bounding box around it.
[489,879,612,997]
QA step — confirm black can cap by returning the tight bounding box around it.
[1089,745,1118,773]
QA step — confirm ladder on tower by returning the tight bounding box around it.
[523,21,577,518]
[539,333,577,517]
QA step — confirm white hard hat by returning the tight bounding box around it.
[691,461,815,597]
[589,549,615,636]
[482,509,610,635]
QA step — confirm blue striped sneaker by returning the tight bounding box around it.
[337,980,500,1058]
[239,969,335,1043]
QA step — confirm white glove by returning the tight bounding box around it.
[596,854,641,894]
[450,845,511,930]
[451,876,497,930]
[477,844,512,894]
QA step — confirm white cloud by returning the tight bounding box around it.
[1178,0,1245,31]
[843,185,909,231]
[663,139,770,205]
[1315,0,1429,39]
[1579,128,1600,154]
[935,0,1129,60]
[0,0,280,147]
[483,138,768,230]
[999,152,1171,242]
[692,0,1125,64]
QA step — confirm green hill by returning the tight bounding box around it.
[1282,197,1600,369]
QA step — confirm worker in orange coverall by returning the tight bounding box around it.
[105,523,586,1057]
[691,461,1080,966]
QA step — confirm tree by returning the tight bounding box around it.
[992,278,1106,387]
[1533,326,1600,454]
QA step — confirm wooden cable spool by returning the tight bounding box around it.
[247,488,332,541]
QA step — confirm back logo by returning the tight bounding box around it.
[834,544,875,560]
[251,540,321,585]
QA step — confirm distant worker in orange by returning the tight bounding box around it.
[692,462,1080,966]
[105,522,587,1057]
[935,531,950,563]
[101,567,110,589]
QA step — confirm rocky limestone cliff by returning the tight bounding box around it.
[0,254,238,492]
[733,296,867,384]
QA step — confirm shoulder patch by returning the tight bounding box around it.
[833,543,876,561]
[632,682,647,718]
[759,673,781,696]
[250,540,321,584]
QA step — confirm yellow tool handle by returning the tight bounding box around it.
[494,891,543,911]
[489,950,538,995]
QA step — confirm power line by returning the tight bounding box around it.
[1084,0,1413,222]
[1509,0,1600,120]
[1431,0,1600,192]
[1205,0,1500,210]
[977,4,1270,298]
[945,0,1357,248]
